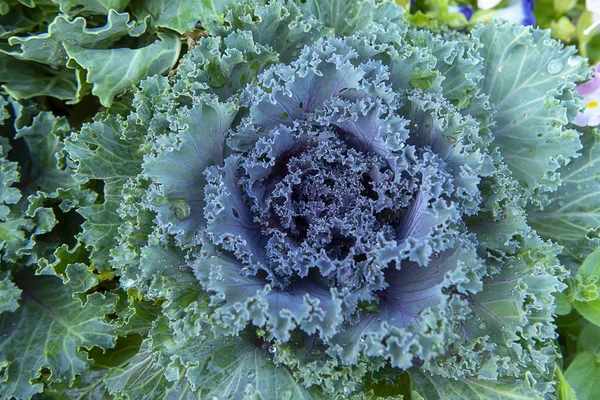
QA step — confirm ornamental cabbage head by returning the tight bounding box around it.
[63,0,590,398]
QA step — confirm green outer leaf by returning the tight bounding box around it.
[529,128,600,260]
[5,10,145,69]
[556,366,577,400]
[472,22,587,194]
[0,264,117,399]
[15,111,77,194]
[104,340,197,400]
[565,352,600,400]
[410,369,543,400]
[64,32,181,107]
[53,0,130,15]
[66,115,144,270]
[43,335,144,400]
[130,0,236,34]
[0,53,78,100]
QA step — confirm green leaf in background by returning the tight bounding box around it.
[573,248,600,326]
[65,32,180,107]
[0,264,117,399]
[556,366,577,400]
[565,352,600,400]
[576,323,600,354]
[553,0,577,16]
[529,128,600,260]
[550,17,577,43]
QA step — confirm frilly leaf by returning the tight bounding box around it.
[0,273,21,314]
[5,10,146,69]
[410,369,544,400]
[529,128,600,261]
[329,243,482,369]
[298,0,404,37]
[66,114,144,270]
[143,95,238,246]
[53,0,129,16]
[129,0,236,35]
[0,264,117,399]
[104,340,197,400]
[472,21,588,194]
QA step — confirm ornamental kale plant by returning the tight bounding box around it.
[1,0,600,399]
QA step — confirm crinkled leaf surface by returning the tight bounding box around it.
[410,369,542,400]
[0,264,116,399]
[130,0,236,34]
[473,22,587,194]
[0,273,21,314]
[529,128,600,260]
[66,114,144,270]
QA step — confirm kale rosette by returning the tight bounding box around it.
[57,0,590,398]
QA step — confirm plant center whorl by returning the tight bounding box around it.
[237,126,421,290]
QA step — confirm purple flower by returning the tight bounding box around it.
[496,0,535,26]
[575,63,600,127]
[449,5,474,20]
[477,0,535,26]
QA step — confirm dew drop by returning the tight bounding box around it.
[268,345,277,354]
[244,384,254,395]
[121,277,135,287]
[280,390,293,400]
[170,200,191,220]
[568,55,583,67]
[547,59,563,75]
[479,321,487,330]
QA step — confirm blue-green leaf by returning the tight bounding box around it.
[473,22,588,195]
[64,32,180,107]
[529,128,600,260]
[0,264,116,399]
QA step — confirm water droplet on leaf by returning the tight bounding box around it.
[568,55,583,67]
[170,200,191,220]
[547,59,563,75]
